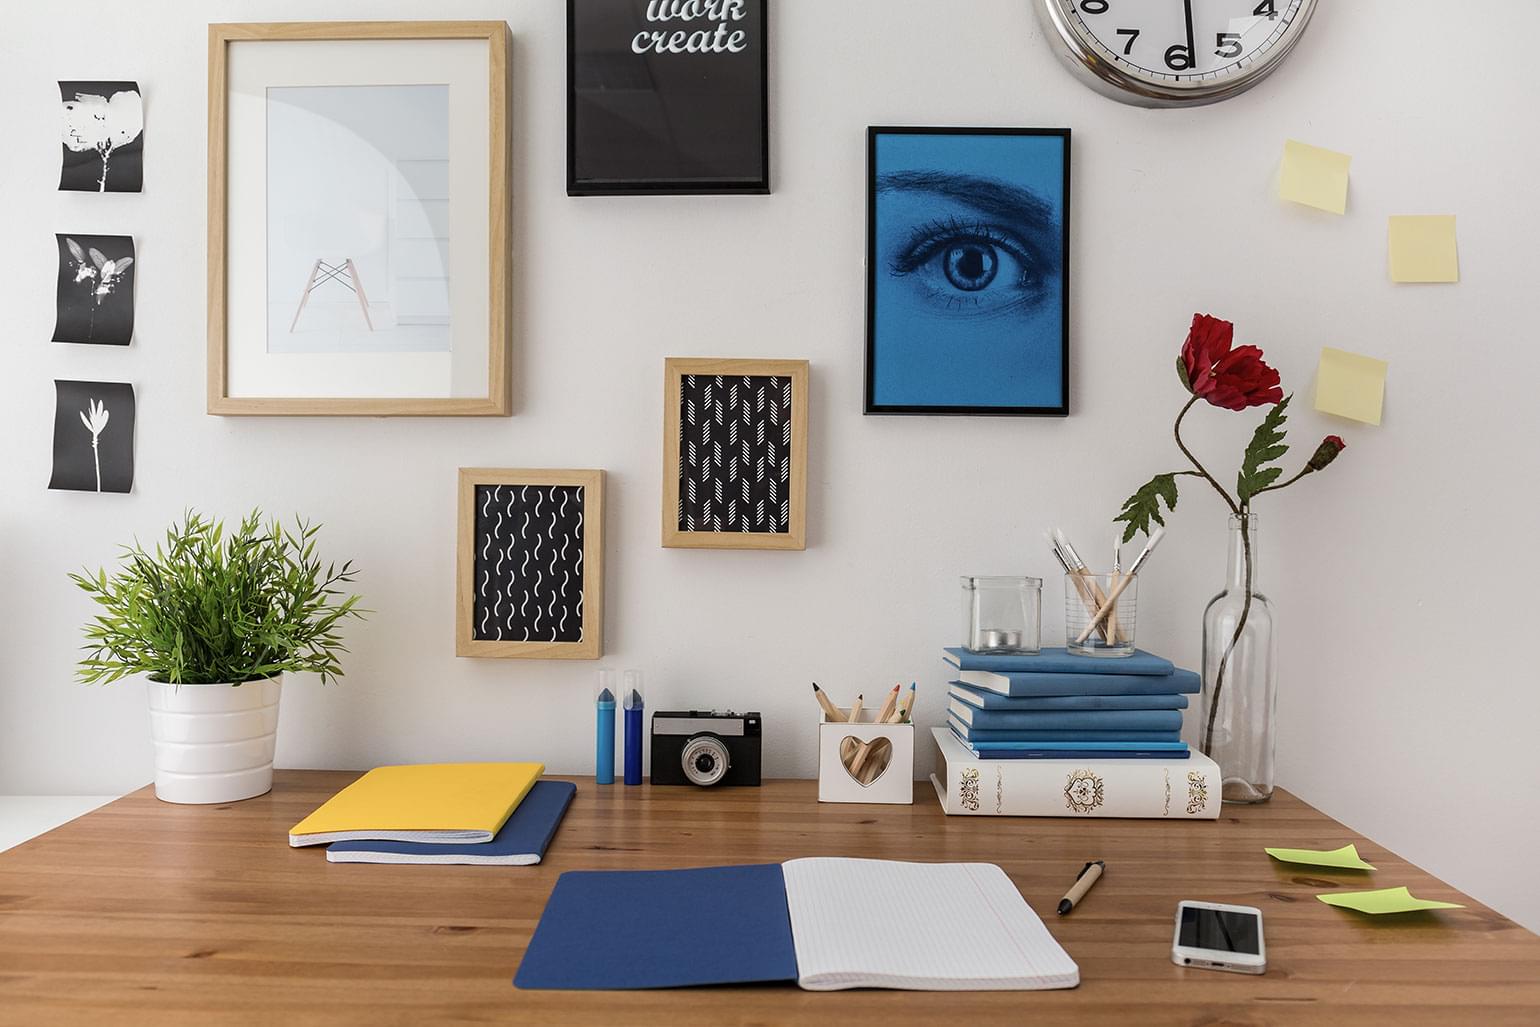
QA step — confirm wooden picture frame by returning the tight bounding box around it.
[207,22,512,416]
[456,468,604,660]
[663,358,808,550]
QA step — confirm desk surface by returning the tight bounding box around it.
[1,774,1537,1026]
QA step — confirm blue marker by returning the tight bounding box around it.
[595,683,616,785]
[623,671,645,786]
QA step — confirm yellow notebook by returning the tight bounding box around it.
[289,762,544,847]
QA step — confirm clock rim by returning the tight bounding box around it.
[1035,0,1319,108]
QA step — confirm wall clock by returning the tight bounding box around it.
[1036,0,1318,107]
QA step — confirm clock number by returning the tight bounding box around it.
[1115,28,1140,55]
[1163,44,1194,71]
[1079,0,1109,13]
[1215,32,1242,59]
[1253,0,1278,19]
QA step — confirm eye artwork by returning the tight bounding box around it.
[865,129,1071,416]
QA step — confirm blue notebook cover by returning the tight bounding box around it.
[514,863,798,990]
[951,667,1201,699]
[943,646,1175,676]
[949,703,1182,732]
[327,779,577,865]
[949,725,1183,743]
[950,682,1189,712]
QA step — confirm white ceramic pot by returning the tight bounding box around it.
[145,674,283,804]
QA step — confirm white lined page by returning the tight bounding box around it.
[781,858,1079,991]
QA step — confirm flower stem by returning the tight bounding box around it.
[1174,396,1240,515]
[1203,511,1253,757]
[1253,465,1314,496]
[92,435,101,492]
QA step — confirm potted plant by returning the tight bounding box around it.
[72,511,365,804]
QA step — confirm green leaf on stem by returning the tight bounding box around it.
[1114,473,1180,544]
[1237,395,1291,502]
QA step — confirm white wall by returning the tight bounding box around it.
[2,2,1536,932]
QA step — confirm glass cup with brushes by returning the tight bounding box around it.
[1050,526,1164,658]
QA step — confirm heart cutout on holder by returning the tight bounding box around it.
[840,736,893,788]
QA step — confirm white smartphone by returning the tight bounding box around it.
[1171,900,1266,975]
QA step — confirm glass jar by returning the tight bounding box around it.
[961,576,1042,654]
[1199,513,1277,803]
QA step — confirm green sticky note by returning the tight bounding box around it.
[1279,139,1351,214]
[1318,887,1465,914]
[1389,215,1459,283]
[1265,843,1377,871]
[1316,346,1388,425]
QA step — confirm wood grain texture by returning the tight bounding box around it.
[455,468,604,660]
[205,22,512,417]
[662,357,809,550]
[1,774,1536,1026]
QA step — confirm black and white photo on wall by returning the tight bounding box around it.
[457,468,605,660]
[53,234,135,346]
[59,81,143,193]
[865,127,1070,416]
[49,380,135,495]
[663,358,808,550]
[568,0,768,195]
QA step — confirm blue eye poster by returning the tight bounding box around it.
[865,127,1070,416]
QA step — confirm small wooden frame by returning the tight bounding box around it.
[662,358,808,550]
[456,468,604,659]
[208,22,512,416]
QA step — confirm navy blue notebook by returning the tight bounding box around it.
[327,779,576,865]
[950,682,1189,712]
[952,667,1201,699]
[943,646,1175,676]
[949,700,1183,733]
[515,863,798,989]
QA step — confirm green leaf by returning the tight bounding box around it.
[1237,396,1292,502]
[1114,473,1180,544]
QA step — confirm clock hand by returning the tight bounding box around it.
[1182,0,1196,68]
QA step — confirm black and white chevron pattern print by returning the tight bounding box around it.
[678,373,792,533]
[473,484,585,642]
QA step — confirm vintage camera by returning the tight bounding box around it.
[650,710,762,787]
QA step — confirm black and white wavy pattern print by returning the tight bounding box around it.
[678,374,791,533]
[473,484,585,642]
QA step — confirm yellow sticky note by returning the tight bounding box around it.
[1279,140,1351,214]
[1389,215,1459,282]
[1266,843,1376,871]
[1316,347,1388,425]
[1318,887,1464,915]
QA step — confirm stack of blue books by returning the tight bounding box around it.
[942,647,1201,760]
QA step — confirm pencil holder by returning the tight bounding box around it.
[817,709,914,805]
[1065,572,1138,658]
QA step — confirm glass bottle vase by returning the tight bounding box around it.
[1199,513,1277,803]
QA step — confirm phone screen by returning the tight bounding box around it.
[1178,907,1261,955]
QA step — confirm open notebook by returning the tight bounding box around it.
[514,857,1078,992]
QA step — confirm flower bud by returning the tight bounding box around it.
[1307,435,1347,471]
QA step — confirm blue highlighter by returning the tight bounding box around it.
[623,670,645,786]
[595,672,616,785]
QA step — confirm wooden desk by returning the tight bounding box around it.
[1,774,1536,1025]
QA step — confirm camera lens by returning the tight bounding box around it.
[681,735,730,787]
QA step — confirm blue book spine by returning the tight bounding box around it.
[952,726,1183,742]
[943,646,1175,676]
[952,706,1183,732]
[949,683,1189,711]
[956,668,1201,698]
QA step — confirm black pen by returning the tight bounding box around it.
[1057,860,1105,916]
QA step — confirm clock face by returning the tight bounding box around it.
[1042,0,1316,105]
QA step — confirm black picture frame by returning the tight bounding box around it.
[567,0,770,196]
[864,126,1071,417]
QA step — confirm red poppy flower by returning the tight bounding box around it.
[1177,313,1284,411]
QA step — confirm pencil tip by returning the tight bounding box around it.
[811,682,820,691]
